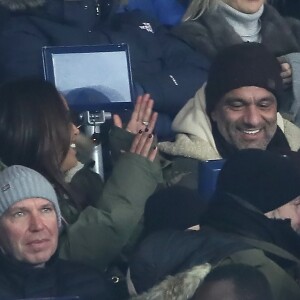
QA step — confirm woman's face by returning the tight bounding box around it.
[223,0,265,14]
[60,97,80,172]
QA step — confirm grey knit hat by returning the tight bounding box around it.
[0,165,62,226]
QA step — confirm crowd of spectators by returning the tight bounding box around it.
[0,1,299,299]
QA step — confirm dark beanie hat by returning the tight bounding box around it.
[216,149,300,213]
[205,42,283,115]
[144,186,204,235]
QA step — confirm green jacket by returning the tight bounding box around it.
[0,148,162,272]
[220,247,300,300]
[58,151,162,271]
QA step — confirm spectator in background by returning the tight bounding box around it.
[0,165,117,299]
[172,0,300,126]
[0,0,210,138]
[155,42,300,189]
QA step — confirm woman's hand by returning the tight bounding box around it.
[130,130,157,162]
[113,94,158,134]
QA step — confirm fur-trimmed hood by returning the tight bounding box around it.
[0,0,45,11]
[131,264,211,300]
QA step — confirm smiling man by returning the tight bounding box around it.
[159,42,300,188]
[205,42,284,155]
[0,165,117,299]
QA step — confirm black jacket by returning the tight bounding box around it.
[0,252,117,299]
[129,228,253,294]
[0,0,209,116]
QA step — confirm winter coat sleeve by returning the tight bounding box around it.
[58,152,162,272]
[109,126,136,161]
[280,52,300,126]
[221,249,300,300]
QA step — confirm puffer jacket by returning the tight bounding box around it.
[59,151,162,272]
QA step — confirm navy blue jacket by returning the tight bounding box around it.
[0,0,209,117]
[0,252,118,299]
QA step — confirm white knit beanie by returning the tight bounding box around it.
[0,165,62,227]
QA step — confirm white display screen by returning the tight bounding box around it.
[50,50,132,108]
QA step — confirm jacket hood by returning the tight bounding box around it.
[0,0,45,11]
[131,264,211,300]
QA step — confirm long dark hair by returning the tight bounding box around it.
[0,78,79,207]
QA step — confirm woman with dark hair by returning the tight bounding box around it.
[0,77,161,274]
[0,78,79,206]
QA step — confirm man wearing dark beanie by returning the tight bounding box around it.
[159,42,300,189]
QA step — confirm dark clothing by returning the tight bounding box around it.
[202,193,300,260]
[123,0,189,26]
[0,0,209,117]
[129,228,254,294]
[171,4,300,124]
[130,227,300,299]
[69,163,104,209]
[212,124,292,159]
[129,194,300,299]
[172,4,300,60]
[271,0,300,19]
[0,252,117,299]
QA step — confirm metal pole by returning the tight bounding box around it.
[80,111,112,179]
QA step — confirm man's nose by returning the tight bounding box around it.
[29,214,44,231]
[243,105,261,126]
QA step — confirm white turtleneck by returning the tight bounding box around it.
[219,2,264,43]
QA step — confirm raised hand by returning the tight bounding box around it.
[130,130,157,162]
[113,94,158,134]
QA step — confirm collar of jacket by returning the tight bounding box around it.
[0,0,46,10]
[0,250,59,277]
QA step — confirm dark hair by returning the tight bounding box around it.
[194,264,273,300]
[0,78,78,206]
